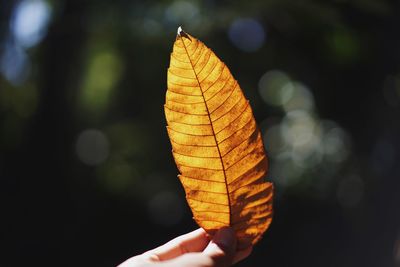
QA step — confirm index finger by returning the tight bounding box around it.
[143,228,210,261]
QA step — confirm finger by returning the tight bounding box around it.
[204,227,237,267]
[233,246,253,264]
[159,253,214,267]
[143,228,210,261]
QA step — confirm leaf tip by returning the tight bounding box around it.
[177,26,183,35]
[177,26,191,40]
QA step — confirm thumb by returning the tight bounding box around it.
[204,227,237,267]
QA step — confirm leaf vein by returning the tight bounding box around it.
[186,197,229,206]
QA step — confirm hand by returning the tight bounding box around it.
[118,227,252,267]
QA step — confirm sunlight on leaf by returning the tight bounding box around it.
[165,28,273,247]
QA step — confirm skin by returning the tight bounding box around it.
[118,227,253,267]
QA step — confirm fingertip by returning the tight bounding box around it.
[184,227,208,239]
[212,227,236,251]
[204,227,236,255]
[203,227,237,266]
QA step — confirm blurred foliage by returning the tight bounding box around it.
[1,0,400,266]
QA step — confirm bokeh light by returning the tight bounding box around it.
[327,28,360,63]
[260,69,352,191]
[258,70,293,106]
[262,123,285,157]
[80,50,123,113]
[282,110,322,164]
[0,42,31,85]
[76,129,110,166]
[282,81,315,112]
[142,18,163,37]
[165,1,200,28]
[147,191,184,226]
[97,158,138,194]
[10,0,51,48]
[321,122,350,163]
[258,70,315,112]
[228,18,266,52]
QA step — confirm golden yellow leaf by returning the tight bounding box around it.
[165,27,273,247]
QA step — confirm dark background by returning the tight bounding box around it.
[1,0,400,266]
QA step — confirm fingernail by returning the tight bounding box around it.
[213,227,236,250]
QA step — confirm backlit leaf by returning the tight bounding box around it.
[165,27,273,247]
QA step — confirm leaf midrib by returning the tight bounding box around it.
[179,36,232,226]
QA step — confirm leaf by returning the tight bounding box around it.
[164,27,273,247]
